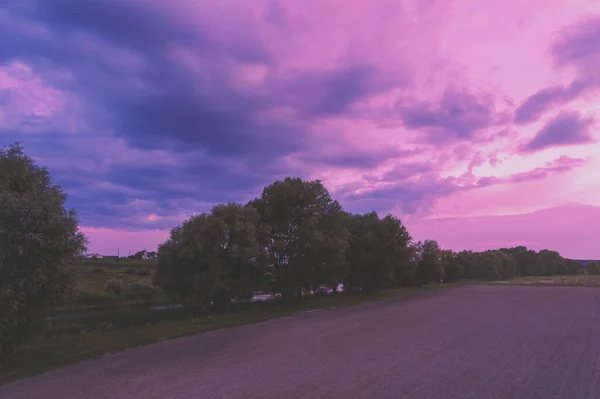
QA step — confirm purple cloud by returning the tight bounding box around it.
[399,87,498,143]
[514,81,588,125]
[551,16,600,72]
[513,16,600,125]
[521,111,595,153]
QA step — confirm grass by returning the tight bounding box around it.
[63,260,168,312]
[0,283,457,386]
[489,275,600,287]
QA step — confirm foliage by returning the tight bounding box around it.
[104,279,123,295]
[441,250,463,282]
[344,212,412,292]
[154,203,266,310]
[0,143,87,355]
[249,178,349,298]
[414,240,444,286]
[587,262,600,275]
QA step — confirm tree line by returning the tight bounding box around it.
[152,177,587,310]
[0,143,594,355]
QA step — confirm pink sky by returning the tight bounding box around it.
[2,0,599,258]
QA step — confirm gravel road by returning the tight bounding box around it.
[3,285,600,399]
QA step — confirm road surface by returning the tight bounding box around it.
[3,285,600,398]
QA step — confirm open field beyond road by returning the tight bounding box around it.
[491,275,600,287]
[3,285,600,399]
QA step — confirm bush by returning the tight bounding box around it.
[0,143,87,356]
[76,292,123,307]
[577,268,588,276]
[587,262,600,275]
[122,282,163,303]
[90,267,105,274]
[104,279,123,295]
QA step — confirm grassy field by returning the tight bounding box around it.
[66,259,168,311]
[0,283,457,386]
[490,275,600,287]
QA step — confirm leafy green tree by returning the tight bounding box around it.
[441,250,463,282]
[345,212,412,292]
[457,250,475,278]
[414,240,444,285]
[249,178,348,299]
[381,215,414,287]
[587,261,600,275]
[0,143,87,355]
[536,250,566,276]
[471,251,503,280]
[469,250,516,280]
[512,249,539,276]
[154,203,265,311]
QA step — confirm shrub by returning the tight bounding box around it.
[104,279,123,295]
[587,262,600,275]
[76,292,123,306]
[90,267,105,274]
[123,283,163,303]
[577,268,588,276]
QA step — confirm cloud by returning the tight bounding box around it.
[513,16,600,125]
[551,16,600,74]
[399,87,499,143]
[521,111,595,153]
[513,81,588,125]
[342,154,587,216]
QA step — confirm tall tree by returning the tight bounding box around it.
[154,203,265,310]
[414,239,443,285]
[345,212,412,292]
[441,250,463,282]
[249,178,348,299]
[0,143,87,355]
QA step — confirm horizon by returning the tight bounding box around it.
[2,0,600,258]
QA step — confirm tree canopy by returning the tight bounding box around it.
[0,143,87,355]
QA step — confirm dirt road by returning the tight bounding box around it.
[3,285,600,398]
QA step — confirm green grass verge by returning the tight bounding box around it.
[0,283,456,386]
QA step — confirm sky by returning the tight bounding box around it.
[1,0,599,258]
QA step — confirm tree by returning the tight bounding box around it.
[441,250,463,282]
[457,250,475,278]
[345,212,412,292]
[146,251,157,259]
[154,203,266,311]
[0,143,87,355]
[414,240,443,285]
[536,250,566,276]
[249,178,348,299]
[587,261,600,275]
[469,250,515,281]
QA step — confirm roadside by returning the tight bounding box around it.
[489,275,600,287]
[0,283,458,386]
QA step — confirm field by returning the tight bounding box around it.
[67,258,168,311]
[0,259,456,385]
[4,285,600,398]
[490,275,600,287]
